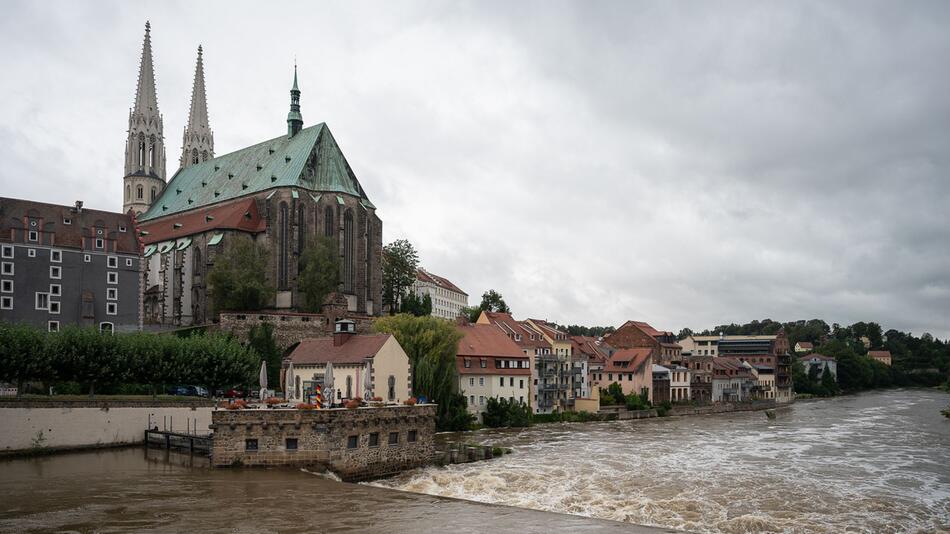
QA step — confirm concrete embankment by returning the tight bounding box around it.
[0,399,213,455]
[597,399,780,421]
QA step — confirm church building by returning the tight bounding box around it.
[129,23,383,326]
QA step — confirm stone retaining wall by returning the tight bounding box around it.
[210,404,436,481]
[218,311,375,347]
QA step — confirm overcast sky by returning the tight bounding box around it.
[1,1,948,338]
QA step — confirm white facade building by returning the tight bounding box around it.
[412,268,468,320]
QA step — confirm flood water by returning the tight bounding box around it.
[374,389,950,533]
[1,389,947,533]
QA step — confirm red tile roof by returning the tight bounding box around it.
[480,311,551,349]
[0,197,140,253]
[288,334,392,365]
[138,197,266,244]
[868,350,891,358]
[797,341,814,349]
[416,268,467,296]
[800,353,836,362]
[605,347,652,373]
[457,324,526,358]
[571,335,609,364]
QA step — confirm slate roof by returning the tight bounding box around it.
[140,123,374,221]
[288,334,392,365]
[0,197,139,254]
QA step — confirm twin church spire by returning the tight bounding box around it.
[123,21,302,214]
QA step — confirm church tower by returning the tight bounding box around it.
[123,21,166,215]
[180,45,214,169]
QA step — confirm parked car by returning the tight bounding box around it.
[166,385,209,397]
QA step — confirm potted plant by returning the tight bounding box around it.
[345,399,361,410]
[265,397,282,408]
[296,402,317,410]
[368,396,384,408]
[403,397,417,406]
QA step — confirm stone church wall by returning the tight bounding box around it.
[219,310,375,348]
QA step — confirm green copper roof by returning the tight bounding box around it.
[140,123,374,221]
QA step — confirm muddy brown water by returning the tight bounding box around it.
[1,389,948,533]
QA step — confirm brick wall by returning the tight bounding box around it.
[605,323,660,350]
[219,310,375,348]
[210,404,436,481]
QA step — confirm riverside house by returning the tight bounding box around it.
[456,323,531,420]
[597,347,653,401]
[285,320,412,404]
[711,358,754,402]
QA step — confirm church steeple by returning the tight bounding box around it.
[180,45,214,169]
[123,21,166,215]
[287,65,303,137]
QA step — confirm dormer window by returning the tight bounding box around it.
[95,238,104,249]
[63,218,71,225]
[28,230,38,242]
[118,225,126,233]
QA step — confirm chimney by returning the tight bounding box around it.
[73,200,84,213]
[333,319,356,346]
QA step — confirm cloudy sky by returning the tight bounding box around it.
[1,1,948,337]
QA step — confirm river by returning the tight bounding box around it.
[0,389,947,533]
[375,389,950,533]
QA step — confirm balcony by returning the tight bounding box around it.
[538,382,561,392]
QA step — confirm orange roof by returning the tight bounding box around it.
[480,311,552,349]
[605,347,652,373]
[457,324,526,358]
[868,350,891,359]
[416,268,467,296]
[138,197,266,244]
[288,334,392,365]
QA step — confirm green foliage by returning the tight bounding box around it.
[656,401,673,417]
[373,314,467,431]
[624,390,652,411]
[459,306,482,323]
[560,324,616,337]
[382,239,419,314]
[531,411,606,424]
[400,292,433,317]
[207,239,275,314]
[298,236,339,312]
[478,290,510,314]
[0,324,258,397]
[599,383,627,406]
[482,397,532,428]
[437,393,476,431]
[247,323,282,390]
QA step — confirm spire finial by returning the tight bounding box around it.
[145,20,150,33]
[198,44,202,56]
[287,63,303,137]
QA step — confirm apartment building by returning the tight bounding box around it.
[456,323,531,420]
[526,319,589,401]
[412,268,468,320]
[0,198,142,333]
[605,320,681,364]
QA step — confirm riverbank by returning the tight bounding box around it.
[0,447,684,533]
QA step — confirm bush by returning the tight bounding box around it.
[482,397,532,428]
[624,391,651,411]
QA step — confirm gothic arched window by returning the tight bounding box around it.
[192,246,202,278]
[138,142,145,166]
[148,144,155,168]
[136,185,143,200]
[365,218,372,301]
[151,187,157,202]
[343,209,355,293]
[278,202,289,290]
[126,185,131,201]
[201,150,208,162]
[192,149,199,165]
[324,206,334,237]
[297,204,306,254]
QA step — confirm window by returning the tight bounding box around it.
[1,245,12,258]
[106,302,117,315]
[95,238,104,249]
[107,272,118,284]
[151,187,157,202]
[347,435,359,449]
[63,218,71,225]
[0,296,11,310]
[50,266,61,279]
[107,288,117,300]
[519,379,524,389]
[48,321,59,332]
[2,263,13,275]
[469,377,474,386]
[49,284,60,296]
[49,301,60,315]
[35,292,49,310]
[285,438,298,451]
[137,185,143,199]
[28,249,36,258]
[478,377,484,386]
[126,258,133,267]
[245,439,259,451]
[509,377,514,387]
[28,230,38,242]
[108,256,118,268]
[51,250,61,262]
[499,377,504,387]
[388,432,399,445]
[480,360,487,368]
[469,395,474,405]
[84,254,91,263]
[1,280,11,293]
[99,322,114,334]
[118,225,126,233]
[277,202,289,289]
[464,359,471,368]
[388,375,396,402]
[479,396,485,405]
[408,430,417,443]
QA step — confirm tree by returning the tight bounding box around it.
[373,314,466,430]
[207,239,274,314]
[247,322,282,390]
[382,239,419,315]
[0,323,50,396]
[478,290,510,314]
[459,306,482,323]
[49,326,122,397]
[298,236,339,312]
[820,366,839,396]
[401,292,432,317]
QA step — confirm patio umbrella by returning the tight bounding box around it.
[323,362,335,408]
[258,361,267,402]
[284,361,294,401]
[363,363,373,401]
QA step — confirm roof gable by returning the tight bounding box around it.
[141,123,373,221]
[289,334,392,365]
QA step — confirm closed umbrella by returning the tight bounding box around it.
[258,361,267,404]
[284,361,294,401]
[363,363,373,401]
[323,362,335,408]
